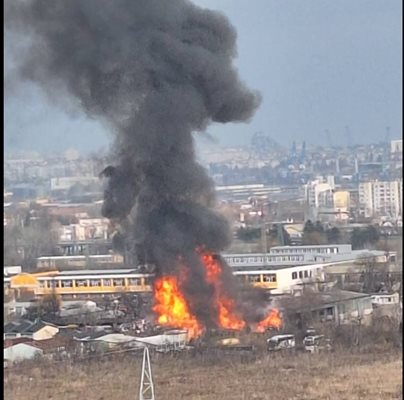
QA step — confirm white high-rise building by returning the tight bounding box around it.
[305,177,335,220]
[359,179,402,219]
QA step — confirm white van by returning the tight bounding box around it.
[267,334,295,352]
[303,335,332,353]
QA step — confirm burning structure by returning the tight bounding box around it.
[5,0,279,338]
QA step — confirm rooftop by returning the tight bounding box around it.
[31,336,73,351]
[4,319,50,335]
[278,289,371,312]
[270,244,351,250]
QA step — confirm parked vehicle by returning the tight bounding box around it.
[305,327,316,337]
[303,335,332,353]
[267,334,295,352]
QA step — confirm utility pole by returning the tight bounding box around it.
[139,346,155,400]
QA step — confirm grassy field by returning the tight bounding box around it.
[4,348,402,400]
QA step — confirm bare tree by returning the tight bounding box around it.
[39,289,61,316]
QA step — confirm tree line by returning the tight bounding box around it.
[236,220,381,250]
[302,220,380,250]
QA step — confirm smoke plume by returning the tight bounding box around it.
[5,0,262,327]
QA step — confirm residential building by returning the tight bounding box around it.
[304,177,335,220]
[333,190,350,222]
[58,218,110,241]
[4,320,59,341]
[275,289,374,326]
[36,254,123,269]
[50,176,99,192]
[359,179,402,218]
[371,292,400,306]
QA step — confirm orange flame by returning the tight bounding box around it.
[152,251,282,338]
[201,253,246,330]
[254,309,282,333]
[153,276,203,339]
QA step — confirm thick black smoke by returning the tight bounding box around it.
[5,0,262,327]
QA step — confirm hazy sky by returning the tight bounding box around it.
[5,0,402,155]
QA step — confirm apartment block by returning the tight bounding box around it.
[359,179,402,219]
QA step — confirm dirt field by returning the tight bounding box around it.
[4,349,402,400]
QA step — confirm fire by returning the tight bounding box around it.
[254,309,282,333]
[217,298,246,330]
[201,252,246,330]
[153,276,203,339]
[201,252,222,282]
[152,251,282,338]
